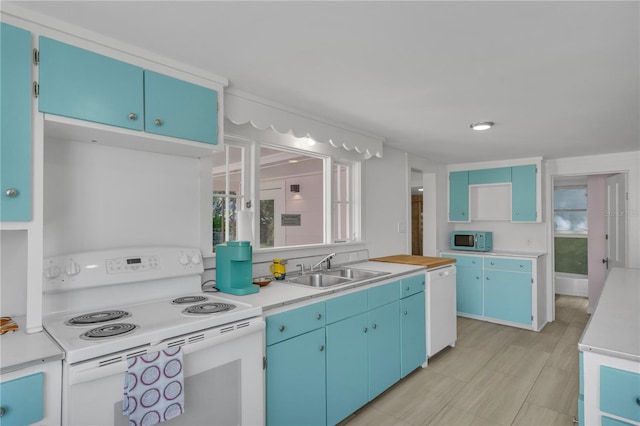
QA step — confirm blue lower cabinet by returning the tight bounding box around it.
[400,292,426,377]
[326,313,369,425]
[483,270,532,325]
[0,372,44,426]
[266,328,326,426]
[456,267,483,316]
[368,301,401,400]
[600,366,640,423]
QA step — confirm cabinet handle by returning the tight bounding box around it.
[279,325,285,332]
[490,262,494,265]
[319,345,325,352]
[363,327,368,333]
[0,407,5,417]
[520,264,524,268]
[405,286,410,291]
[317,314,322,320]
[486,277,490,280]
[636,397,640,406]
[461,212,465,216]
[128,112,137,121]
[404,310,408,316]
[372,324,377,329]
[154,118,164,126]
[5,188,18,198]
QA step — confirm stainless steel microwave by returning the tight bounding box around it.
[450,231,493,251]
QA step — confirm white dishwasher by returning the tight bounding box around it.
[426,264,457,357]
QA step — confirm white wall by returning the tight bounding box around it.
[0,231,28,317]
[363,146,410,257]
[43,138,202,257]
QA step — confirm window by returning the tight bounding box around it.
[212,137,360,252]
[212,143,246,251]
[554,187,587,232]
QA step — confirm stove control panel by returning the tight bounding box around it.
[43,247,204,292]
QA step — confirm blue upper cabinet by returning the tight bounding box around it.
[144,71,218,145]
[38,37,218,145]
[1,23,32,222]
[469,167,511,185]
[449,171,469,221]
[38,37,144,131]
[511,165,537,221]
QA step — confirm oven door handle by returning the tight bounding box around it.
[71,360,128,385]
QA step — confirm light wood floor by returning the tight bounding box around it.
[342,295,589,426]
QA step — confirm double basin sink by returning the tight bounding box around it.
[285,267,390,289]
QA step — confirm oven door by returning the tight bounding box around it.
[62,318,265,426]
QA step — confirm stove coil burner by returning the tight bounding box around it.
[80,323,138,340]
[171,295,208,305]
[182,302,236,315]
[66,310,131,326]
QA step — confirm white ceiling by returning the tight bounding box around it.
[9,1,640,164]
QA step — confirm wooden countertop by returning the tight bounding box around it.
[369,255,456,269]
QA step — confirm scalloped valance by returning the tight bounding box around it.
[224,90,384,159]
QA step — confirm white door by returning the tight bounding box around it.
[605,173,627,272]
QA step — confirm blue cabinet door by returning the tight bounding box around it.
[0,373,44,426]
[400,292,426,377]
[326,312,368,425]
[266,328,326,426]
[469,167,512,185]
[456,267,483,316]
[368,301,400,400]
[38,37,144,130]
[449,171,469,221]
[484,270,532,325]
[144,70,218,144]
[511,165,537,221]
[1,23,31,221]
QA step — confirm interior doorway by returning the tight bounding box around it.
[551,172,627,314]
[410,170,423,255]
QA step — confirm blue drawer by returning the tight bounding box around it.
[600,366,640,422]
[368,281,400,310]
[266,302,326,345]
[0,372,44,426]
[400,274,425,298]
[325,291,368,324]
[444,254,482,269]
[484,257,532,273]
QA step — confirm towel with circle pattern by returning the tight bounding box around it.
[123,347,184,426]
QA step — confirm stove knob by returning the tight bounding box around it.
[191,254,201,264]
[45,264,60,279]
[179,254,189,265]
[66,260,81,276]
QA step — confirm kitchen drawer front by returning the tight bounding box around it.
[266,302,326,345]
[484,257,532,273]
[368,281,400,309]
[0,372,44,426]
[600,366,640,422]
[400,274,425,298]
[326,291,368,324]
[446,255,482,269]
[601,416,635,426]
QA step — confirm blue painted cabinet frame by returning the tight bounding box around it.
[0,372,44,426]
[1,23,32,221]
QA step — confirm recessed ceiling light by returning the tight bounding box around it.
[470,121,494,131]
[288,159,299,163]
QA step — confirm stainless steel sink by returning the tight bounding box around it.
[323,268,390,280]
[286,273,352,288]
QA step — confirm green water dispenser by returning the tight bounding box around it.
[215,241,258,295]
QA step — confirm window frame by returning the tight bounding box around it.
[212,136,362,254]
[553,185,588,235]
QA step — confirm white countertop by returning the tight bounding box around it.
[578,268,640,362]
[0,316,64,375]
[211,261,426,312]
[440,249,546,258]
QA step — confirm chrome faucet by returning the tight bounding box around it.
[310,253,335,271]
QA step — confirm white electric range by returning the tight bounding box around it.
[42,246,265,426]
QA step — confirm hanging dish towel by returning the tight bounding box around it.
[123,347,185,426]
